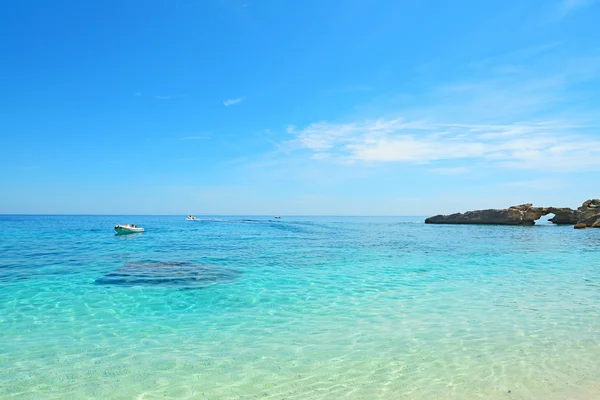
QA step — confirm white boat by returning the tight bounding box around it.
[114,224,144,234]
[186,215,197,220]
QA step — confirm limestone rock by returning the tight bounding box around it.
[592,219,600,228]
[510,204,533,211]
[579,199,600,218]
[576,213,600,227]
[425,207,534,225]
[576,200,600,225]
[547,208,579,225]
[425,199,600,226]
[574,223,588,229]
[425,204,542,225]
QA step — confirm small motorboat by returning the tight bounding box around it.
[186,215,197,220]
[114,224,144,234]
[274,216,281,219]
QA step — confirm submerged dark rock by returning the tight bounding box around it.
[95,261,241,288]
[425,199,599,227]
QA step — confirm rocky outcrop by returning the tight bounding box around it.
[546,208,580,225]
[572,199,600,228]
[576,199,600,223]
[425,199,599,227]
[578,199,600,217]
[574,223,588,229]
[425,204,539,225]
[577,214,600,226]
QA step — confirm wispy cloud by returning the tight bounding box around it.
[180,134,211,140]
[326,85,374,94]
[469,42,564,70]
[277,44,600,172]
[286,118,600,172]
[430,167,471,176]
[155,94,186,100]
[547,0,597,21]
[561,0,596,12]
[501,179,567,191]
[402,48,600,129]
[223,97,243,106]
[174,157,200,162]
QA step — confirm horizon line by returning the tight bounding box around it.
[0,213,427,217]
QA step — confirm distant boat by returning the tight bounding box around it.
[186,215,197,220]
[114,224,144,234]
[274,216,281,219]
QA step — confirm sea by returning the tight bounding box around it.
[1,215,599,399]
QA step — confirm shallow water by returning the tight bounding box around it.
[1,215,599,399]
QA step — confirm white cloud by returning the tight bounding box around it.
[223,97,243,106]
[348,135,485,163]
[156,95,173,100]
[278,46,600,173]
[286,118,600,172]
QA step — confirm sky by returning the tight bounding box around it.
[1,0,599,215]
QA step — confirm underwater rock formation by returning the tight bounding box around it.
[95,261,241,288]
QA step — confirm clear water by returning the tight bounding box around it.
[1,215,599,400]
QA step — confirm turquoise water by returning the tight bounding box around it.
[1,215,599,399]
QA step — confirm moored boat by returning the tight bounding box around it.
[114,224,144,234]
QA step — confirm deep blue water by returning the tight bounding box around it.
[1,215,599,399]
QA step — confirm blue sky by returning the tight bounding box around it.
[1,0,599,215]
